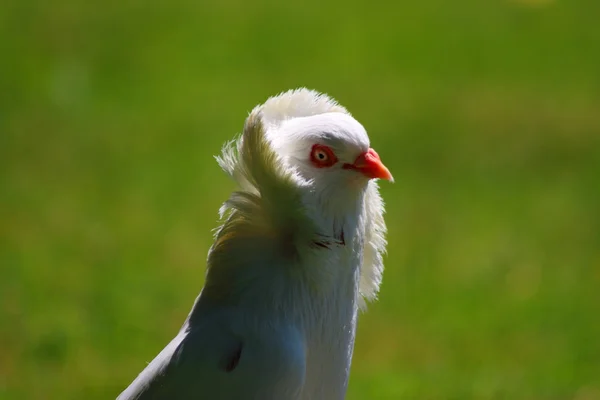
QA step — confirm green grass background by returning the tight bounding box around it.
[1,0,600,398]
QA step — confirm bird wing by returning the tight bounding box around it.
[117,295,306,400]
[118,103,316,400]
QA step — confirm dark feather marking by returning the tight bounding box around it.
[311,231,345,249]
[311,241,330,249]
[223,343,243,373]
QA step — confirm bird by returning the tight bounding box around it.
[117,88,393,400]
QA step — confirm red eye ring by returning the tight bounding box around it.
[310,144,338,168]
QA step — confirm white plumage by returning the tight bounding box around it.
[117,88,392,400]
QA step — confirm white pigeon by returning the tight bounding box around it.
[117,88,393,400]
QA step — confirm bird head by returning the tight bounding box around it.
[260,90,393,225]
[269,112,392,189]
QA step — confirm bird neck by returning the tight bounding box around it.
[201,191,367,311]
[304,181,367,244]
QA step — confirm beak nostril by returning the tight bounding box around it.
[366,148,381,161]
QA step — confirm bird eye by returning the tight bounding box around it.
[310,144,338,168]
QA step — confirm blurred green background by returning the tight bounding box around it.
[1,0,600,398]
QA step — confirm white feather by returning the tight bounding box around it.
[217,88,388,306]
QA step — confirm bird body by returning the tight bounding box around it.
[117,89,392,400]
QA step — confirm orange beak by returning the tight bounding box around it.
[343,148,394,182]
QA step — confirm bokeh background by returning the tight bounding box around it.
[2,0,600,398]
